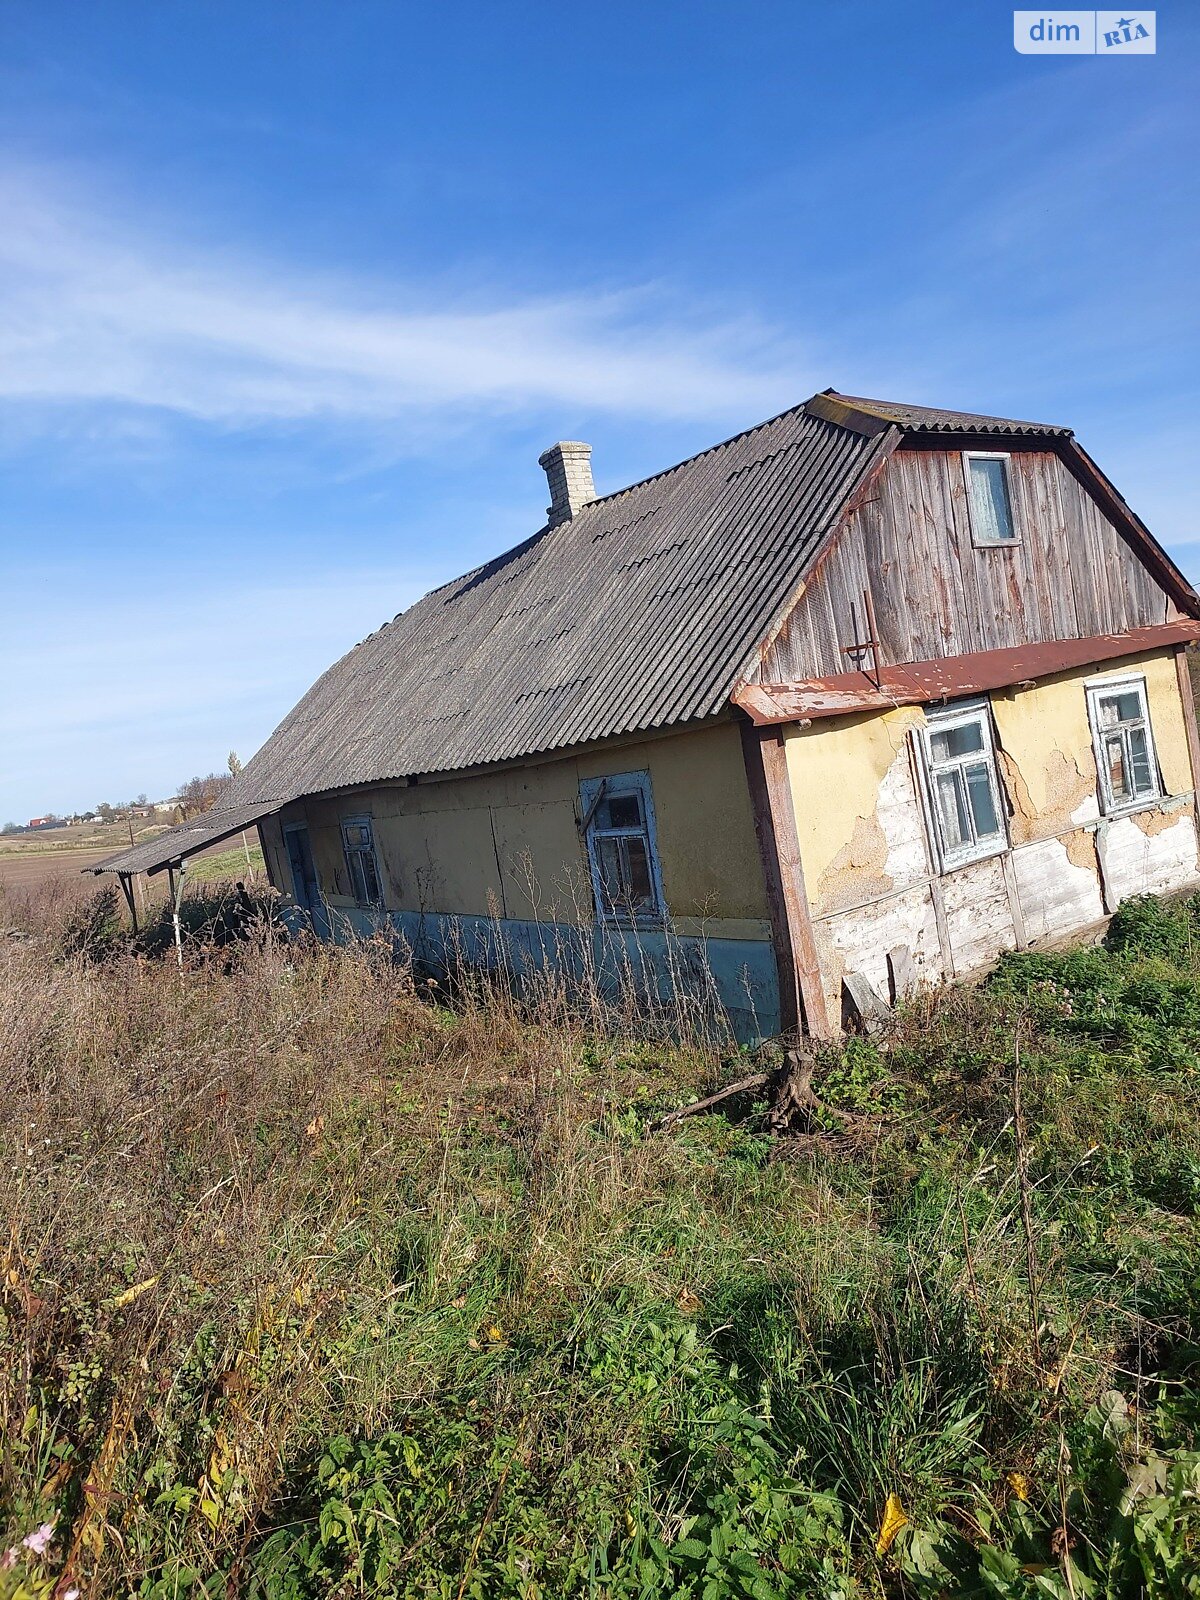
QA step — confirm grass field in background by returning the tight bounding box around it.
[181,842,265,883]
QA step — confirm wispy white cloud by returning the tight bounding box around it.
[0,565,436,816]
[0,163,806,431]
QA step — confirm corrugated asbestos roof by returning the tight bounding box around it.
[221,398,889,806]
[95,387,1085,879]
[89,801,281,877]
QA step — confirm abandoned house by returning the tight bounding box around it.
[94,390,1200,1038]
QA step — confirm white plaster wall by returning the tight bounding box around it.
[1012,836,1105,942]
[817,883,942,1016]
[875,743,934,891]
[942,856,1016,976]
[1103,810,1200,904]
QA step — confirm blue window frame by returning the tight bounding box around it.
[579,770,666,923]
[917,700,1008,870]
[1086,676,1161,814]
[341,814,382,906]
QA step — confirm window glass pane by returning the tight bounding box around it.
[623,836,653,908]
[969,457,1015,542]
[596,835,654,913]
[347,852,365,903]
[1127,727,1153,796]
[1098,690,1143,727]
[361,851,381,903]
[930,720,985,762]
[604,793,643,829]
[934,770,971,852]
[964,762,1001,839]
[596,836,624,909]
[1104,732,1130,799]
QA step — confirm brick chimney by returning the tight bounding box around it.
[538,441,595,527]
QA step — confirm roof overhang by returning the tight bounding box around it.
[733,620,1200,726]
[86,801,283,878]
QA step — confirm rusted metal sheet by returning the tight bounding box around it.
[734,620,1200,725]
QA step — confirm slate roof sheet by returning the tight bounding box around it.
[92,389,1089,879]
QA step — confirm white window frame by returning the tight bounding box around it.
[1085,674,1162,816]
[916,699,1009,872]
[963,450,1020,548]
[340,814,383,907]
[579,770,667,924]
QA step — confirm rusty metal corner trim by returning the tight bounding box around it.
[738,622,1200,726]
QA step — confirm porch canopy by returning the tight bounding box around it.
[86,801,282,880]
[85,800,283,937]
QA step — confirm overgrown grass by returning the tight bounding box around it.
[2,882,1199,1598]
[183,845,266,884]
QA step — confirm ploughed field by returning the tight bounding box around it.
[1,874,1199,1599]
[0,845,117,888]
[0,833,264,894]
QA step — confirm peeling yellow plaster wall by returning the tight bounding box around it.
[274,719,769,932]
[779,645,1194,931]
[580,721,768,922]
[783,704,926,915]
[991,648,1193,843]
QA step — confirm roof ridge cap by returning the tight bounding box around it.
[821,387,1072,436]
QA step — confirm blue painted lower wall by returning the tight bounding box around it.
[301,906,781,1044]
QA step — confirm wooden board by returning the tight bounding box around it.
[751,445,1177,684]
[739,721,832,1039]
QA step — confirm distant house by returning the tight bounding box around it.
[93,391,1200,1037]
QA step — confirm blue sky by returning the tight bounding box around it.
[1,1,1196,822]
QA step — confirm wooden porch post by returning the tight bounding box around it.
[167,861,186,967]
[1175,647,1200,834]
[739,718,832,1040]
[118,871,139,935]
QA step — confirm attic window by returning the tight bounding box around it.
[917,701,1007,871]
[964,452,1018,546]
[579,771,665,924]
[341,815,382,907]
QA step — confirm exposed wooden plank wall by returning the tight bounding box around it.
[752,446,1172,683]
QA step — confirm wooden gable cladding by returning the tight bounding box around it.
[746,441,1181,685]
